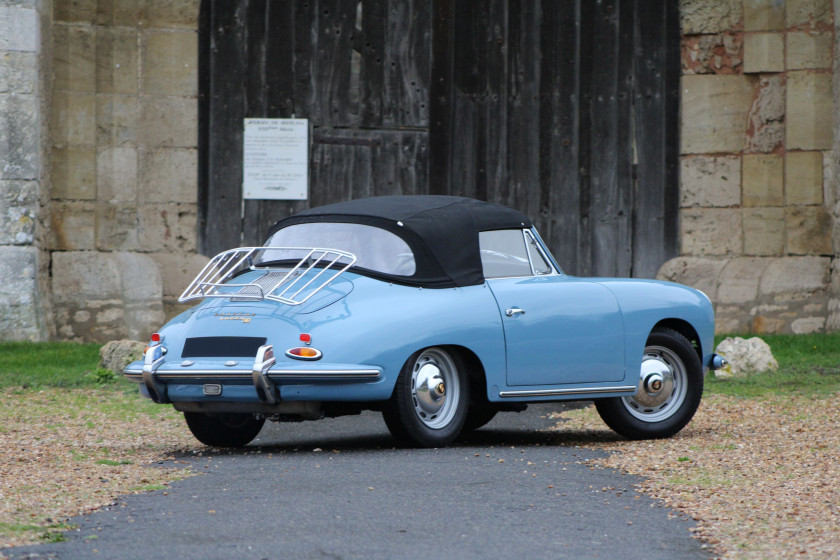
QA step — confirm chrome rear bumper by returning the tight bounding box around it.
[125,344,381,405]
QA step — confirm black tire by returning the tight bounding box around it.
[594,327,703,440]
[183,412,265,447]
[383,347,470,447]
[462,406,498,432]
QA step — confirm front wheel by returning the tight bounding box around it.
[595,328,703,440]
[383,347,469,447]
[183,412,265,447]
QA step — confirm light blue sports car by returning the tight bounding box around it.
[125,196,724,447]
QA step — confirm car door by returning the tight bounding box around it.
[481,229,626,386]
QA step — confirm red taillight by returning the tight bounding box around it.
[300,333,312,344]
[151,333,161,343]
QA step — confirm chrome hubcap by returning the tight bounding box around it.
[410,348,460,429]
[622,345,687,423]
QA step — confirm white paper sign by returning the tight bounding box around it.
[243,118,309,200]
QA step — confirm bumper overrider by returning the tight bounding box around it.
[124,343,382,406]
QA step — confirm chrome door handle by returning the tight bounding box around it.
[505,308,526,317]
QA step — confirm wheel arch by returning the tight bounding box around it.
[651,319,702,363]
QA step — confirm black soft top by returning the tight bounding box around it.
[266,195,532,288]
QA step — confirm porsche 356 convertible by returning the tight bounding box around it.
[125,196,724,447]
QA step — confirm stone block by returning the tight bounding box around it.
[760,256,830,294]
[786,71,833,150]
[138,147,197,203]
[791,317,825,334]
[715,305,750,334]
[96,28,139,95]
[0,179,36,245]
[0,51,38,94]
[786,0,833,28]
[681,33,742,75]
[96,0,140,26]
[138,96,197,148]
[786,207,832,255]
[681,75,757,154]
[680,208,742,256]
[655,256,726,301]
[96,94,138,146]
[745,75,784,153]
[742,154,783,206]
[51,91,96,146]
[54,0,96,23]
[680,155,740,207]
[717,257,769,304]
[743,208,784,256]
[0,93,39,179]
[0,6,39,52]
[0,245,44,340]
[95,203,140,251]
[137,203,197,252]
[51,250,164,342]
[743,33,784,73]
[138,0,199,29]
[743,0,785,31]
[142,31,197,96]
[786,32,833,70]
[148,251,210,299]
[53,24,95,93]
[50,201,95,250]
[785,151,823,205]
[97,146,137,202]
[51,145,96,200]
[679,0,741,34]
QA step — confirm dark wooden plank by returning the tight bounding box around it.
[254,1,307,244]
[588,0,621,278]
[506,0,540,220]
[614,0,636,278]
[541,0,580,272]
[575,0,594,276]
[632,0,674,278]
[662,0,681,263]
[384,0,431,127]
[242,0,269,247]
[359,0,387,126]
[481,0,507,205]
[428,0,454,196]
[197,0,212,255]
[201,1,248,255]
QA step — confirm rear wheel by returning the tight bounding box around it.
[595,328,702,440]
[383,347,469,447]
[183,412,265,447]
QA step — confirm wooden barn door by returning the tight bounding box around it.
[198,0,679,278]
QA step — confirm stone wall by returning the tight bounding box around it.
[4,0,840,341]
[0,0,50,341]
[47,0,205,342]
[661,0,837,334]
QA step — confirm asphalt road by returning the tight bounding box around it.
[7,405,709,560]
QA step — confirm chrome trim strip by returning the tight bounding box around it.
[126,368,381,380]
[498,385,637,398]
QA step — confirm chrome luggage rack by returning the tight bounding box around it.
[178,247,357,306]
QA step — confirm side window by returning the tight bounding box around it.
[525,231,553,275]
[479,230,533,278]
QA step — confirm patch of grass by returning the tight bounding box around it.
[0,341,106,389]
[707,333,840,398]
[96,459,133,466]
